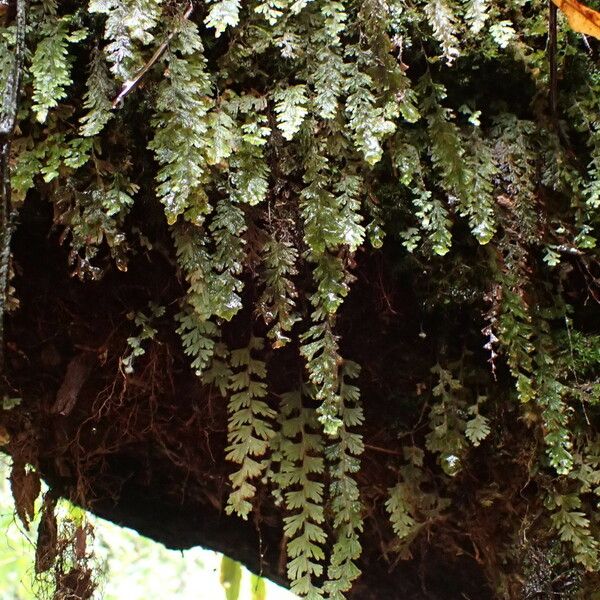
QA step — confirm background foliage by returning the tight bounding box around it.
[0,457,290,600]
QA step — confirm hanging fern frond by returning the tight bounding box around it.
[272,389,326,599]
[226,337,276,519]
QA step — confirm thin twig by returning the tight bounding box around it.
[112,1,194,109]
[364,443,403,456]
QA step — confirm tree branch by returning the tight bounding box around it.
[0,0,27,372]
[549,0,558,117]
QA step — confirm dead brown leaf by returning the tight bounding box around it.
[75,525,87,560]
[552,0,600,39]
[10,460,41,529]
[0,425,9,446]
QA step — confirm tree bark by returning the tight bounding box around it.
[0,197,497,599]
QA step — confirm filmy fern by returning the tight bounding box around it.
[30,17,86,123]
[226,337,276,519]
[273,389,326,599]
[89,0,164,80]
[257,234,300,348]
[148,19,213,224]
[79,48,114,137]
[324,361,364,599]
[274,85,309,141]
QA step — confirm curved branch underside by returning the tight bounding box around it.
[0,198,499,599]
